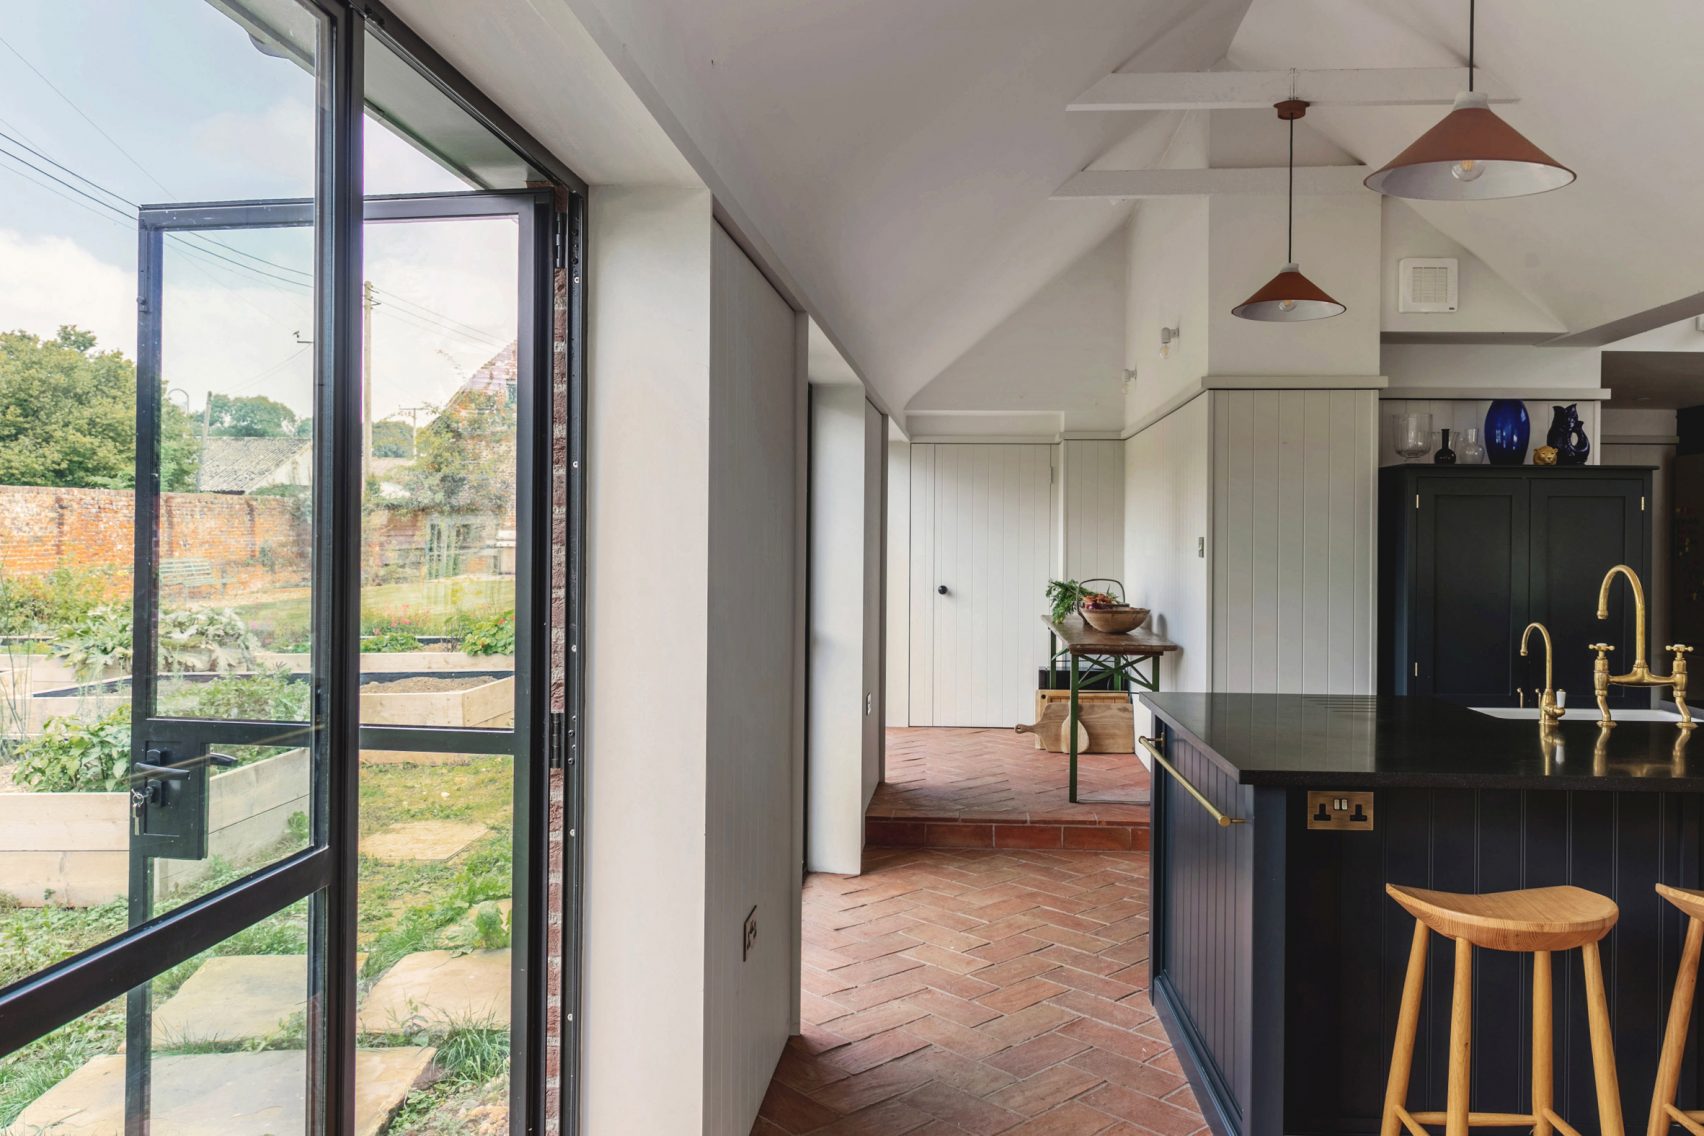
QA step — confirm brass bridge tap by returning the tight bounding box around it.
[1519,621,1564,726]
[1593,564,1694,729]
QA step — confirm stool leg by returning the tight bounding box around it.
[1650,916,1704,1136]
[1382,921,1429,1136]
[1582,939,1626,1136]
[1533,950,1553,1136]
[1447,936,1473,1136]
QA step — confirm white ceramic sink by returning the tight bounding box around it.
[1473,706,1684,722]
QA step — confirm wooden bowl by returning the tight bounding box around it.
[1080,605,1149,634]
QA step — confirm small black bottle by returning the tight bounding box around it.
[1433,427,1457,465]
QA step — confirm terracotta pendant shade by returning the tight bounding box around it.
[1364,91,1575,200]
[1231,262,1346,322]
[1232,97,1345,322]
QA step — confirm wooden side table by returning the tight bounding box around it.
[1042,615,1178,803]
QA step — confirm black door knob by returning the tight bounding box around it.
[937,585,948,595]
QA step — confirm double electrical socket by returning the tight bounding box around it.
[1307,790,1374,831]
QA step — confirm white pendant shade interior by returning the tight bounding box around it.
[1231,98,1344,323]
[1364,1,1575,200]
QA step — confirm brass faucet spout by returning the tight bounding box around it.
[1597,564,1647,669]
[1521,621,1563,725]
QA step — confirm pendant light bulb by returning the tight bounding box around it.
[1450,158,1485,182]
[1278,299,1298,313]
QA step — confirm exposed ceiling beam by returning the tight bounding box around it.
[1053,166,1370,200]
[1069,68,1512,112]
[1543,291,1704,348]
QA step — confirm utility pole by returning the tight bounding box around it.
[362,280,377,491]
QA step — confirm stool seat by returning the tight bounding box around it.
[1385,883,1619,952]
[1657,882,1704,922]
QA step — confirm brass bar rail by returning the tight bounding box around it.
[1137,735,1249,828]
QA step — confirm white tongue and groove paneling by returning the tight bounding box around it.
[909,443,1056,727]
[1062,440,1126,586]
[1211,389,1378,694]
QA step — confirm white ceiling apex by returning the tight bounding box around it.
[1070,68,1514,112]
[1055,166,1369,200]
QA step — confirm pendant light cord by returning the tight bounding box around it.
[1286,114,1294,264]
[1467,0,1475,91]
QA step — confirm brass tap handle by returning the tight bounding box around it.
[1591,643,1616,728]
[1670,645,1695,728]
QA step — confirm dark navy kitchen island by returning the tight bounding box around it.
[1140,693,1704,1136]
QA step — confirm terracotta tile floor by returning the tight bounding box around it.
[867,729,1150,851]
[757,846,1203,1136]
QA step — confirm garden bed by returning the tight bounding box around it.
[0,747,310,907]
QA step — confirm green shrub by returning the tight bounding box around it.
[165,666,309,722]
[361,630,423,653]
[14,709,131,792]
[0,568,110,636]
[52,605,259,681]
[458,611,514,657]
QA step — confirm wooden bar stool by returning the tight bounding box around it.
[1381,883,1623,1136]
[1650,884,1704,1136]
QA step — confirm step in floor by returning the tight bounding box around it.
[6,1048,434,1136]
[357,948,510,1034]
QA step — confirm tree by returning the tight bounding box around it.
[208,393,297,437]
[371,419,413,458]
[0,326,198,490]
[394,390,515,516]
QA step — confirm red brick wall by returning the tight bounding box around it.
[546,247,569,1129]
[0,485,308,595]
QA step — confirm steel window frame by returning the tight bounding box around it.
[0,3,587,1133]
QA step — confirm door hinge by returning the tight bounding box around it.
[548,710,567,769]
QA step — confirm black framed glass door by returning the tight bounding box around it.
[0,3,576,1133]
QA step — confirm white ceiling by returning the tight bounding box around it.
[394,0,1704,420]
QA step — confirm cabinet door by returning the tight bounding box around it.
[1414,476,1530,703]
[1528,477,1648,707]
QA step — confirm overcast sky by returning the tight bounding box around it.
[0,0,519,425]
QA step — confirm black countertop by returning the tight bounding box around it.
[1141,693,1704,791]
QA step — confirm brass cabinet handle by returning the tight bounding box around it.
[1137,735,1249,827]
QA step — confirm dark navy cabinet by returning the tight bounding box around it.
[1378,465,1653,708]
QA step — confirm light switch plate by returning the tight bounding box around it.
[1307,791,1374,831]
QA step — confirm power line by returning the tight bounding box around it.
[0,29,174,198]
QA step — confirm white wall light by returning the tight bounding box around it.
[1158,326,1180,359]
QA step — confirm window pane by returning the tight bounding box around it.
[1,894,320,1133]
[0,0,319,980]
[358,749,514,1130]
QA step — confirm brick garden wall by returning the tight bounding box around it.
[0,485,309,595]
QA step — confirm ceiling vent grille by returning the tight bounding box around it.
[1399,257,1458,313]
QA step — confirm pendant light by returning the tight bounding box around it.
[1232,99,1345,323]
[1364,0,1574,200]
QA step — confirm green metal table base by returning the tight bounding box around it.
[1047,631,1160,804]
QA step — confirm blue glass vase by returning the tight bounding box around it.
[1484,399,1530,466]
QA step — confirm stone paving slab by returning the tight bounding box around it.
[362,819,489,861]
[357,948,510,1033]
[153,955,305,1046]
[6,1047,435,1136]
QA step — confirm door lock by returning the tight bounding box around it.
[130,745,236,861]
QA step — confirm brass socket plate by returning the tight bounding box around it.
[1307,791,1374,831]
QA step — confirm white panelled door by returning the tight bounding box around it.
[909,443,1056,727]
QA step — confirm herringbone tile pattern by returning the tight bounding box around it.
[756,847,1203,1136]
[867,730,1149,851]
